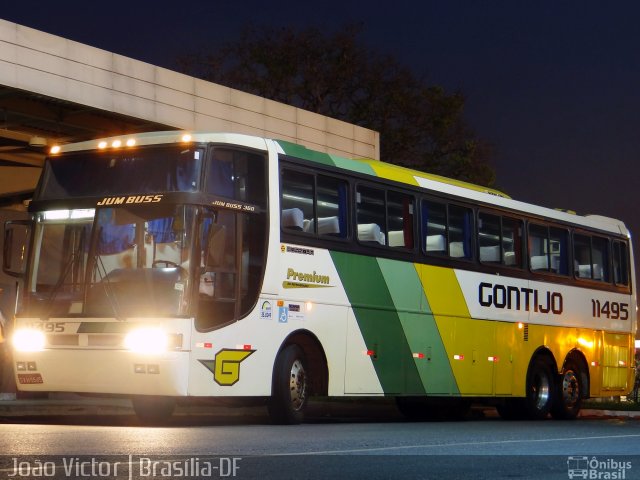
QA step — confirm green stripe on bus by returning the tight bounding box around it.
[330,251,425,394]
[278,140,379,176]
[377,259,460,395]
[330,156,378,176]
[277,140,336,167]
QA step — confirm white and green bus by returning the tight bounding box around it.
[4,131,636,423]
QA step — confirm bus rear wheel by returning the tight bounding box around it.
[268,345,308,425]
[524,357,555,419]
[551,360,583,420]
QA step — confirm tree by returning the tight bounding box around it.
[178,25,495,187]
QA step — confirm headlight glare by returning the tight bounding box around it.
[124,328,169,354]
[13,329,46,352]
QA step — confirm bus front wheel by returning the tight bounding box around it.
[268,345,308,425]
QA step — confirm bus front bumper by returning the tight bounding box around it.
[13,349,189,396]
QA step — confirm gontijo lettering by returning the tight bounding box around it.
[478,282,563,315]
[286,268,330,285]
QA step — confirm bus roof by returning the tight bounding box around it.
[47,131,630,238]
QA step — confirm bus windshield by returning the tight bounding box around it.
[38,145,203,199]
[25,205,196,318]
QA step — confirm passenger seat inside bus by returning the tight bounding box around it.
[281,208,304,230]
[425,234,446,252]
[358,223,385,245]
[388,230,405,247]
[304,216,340,235]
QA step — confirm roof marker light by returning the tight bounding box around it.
[50,145,61,154]
[181,134,192,143]
[98,141,108,149]
[112,140,122,148]
[126,138,136,147]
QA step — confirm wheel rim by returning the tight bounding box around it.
[289,359,307,411]
[532,371,551,410]
[561,370,580,409]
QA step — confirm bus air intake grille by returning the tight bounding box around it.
[46,335,79,347]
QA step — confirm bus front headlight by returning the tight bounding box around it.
[13,329,46,352]
[124,328,169,354]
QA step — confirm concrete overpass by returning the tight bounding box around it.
[0,18,380,208]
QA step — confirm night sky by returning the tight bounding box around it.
[3,1,640,263]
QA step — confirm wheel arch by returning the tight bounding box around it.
[276,329,328,396]
[529,346,557,373]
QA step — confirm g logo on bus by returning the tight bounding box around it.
[199,349,255,386]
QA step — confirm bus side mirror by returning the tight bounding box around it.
[3,220,31,278]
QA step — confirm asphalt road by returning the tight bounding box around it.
[1,407,639,480]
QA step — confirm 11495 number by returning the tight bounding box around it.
[591,300,629,320]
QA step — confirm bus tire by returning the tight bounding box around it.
[132,396,176,424]
[524,356,555,419]
[551,360,583,420]
[268,345,308,425]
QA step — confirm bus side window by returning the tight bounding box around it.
[613,240,629,286]
[315,175,348,238]
[549,228,569,275]
[448,205,473,259]
[573,234,609,282]
[422,200,447,254]
[591,236,610,282]
[502,217,523,267]
[281,170,314,232]
[386,191,414,249]
[356,186,386,245]
[529,224,549,272]
[478,213,501,263]
[529,224,568,275]
[573,234,592,278]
